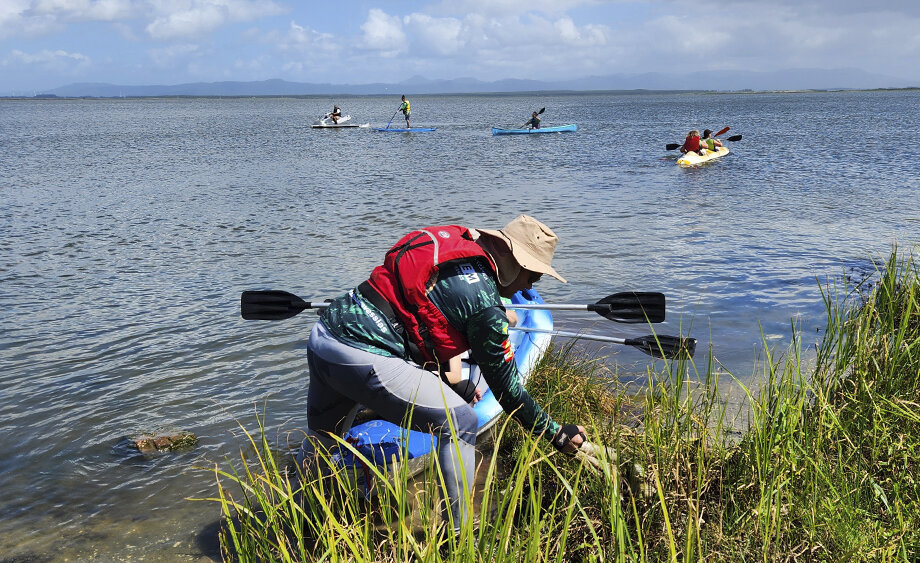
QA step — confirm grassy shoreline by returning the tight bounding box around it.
[204,249,919,561]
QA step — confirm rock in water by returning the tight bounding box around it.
[130,432,198,453]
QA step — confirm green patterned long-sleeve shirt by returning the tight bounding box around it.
[319,255,559,438]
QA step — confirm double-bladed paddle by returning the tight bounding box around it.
[506,291,664,323]
[241,290,322,320]
[665,126,730,150]
[510,326,696,359]
[240,290,690,358]
[522,107,546,129]
[241,289,666,323]
[666,132,742,151]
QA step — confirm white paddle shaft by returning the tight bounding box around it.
[510,326,627,345]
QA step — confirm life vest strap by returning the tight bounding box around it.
[357,280,426,366]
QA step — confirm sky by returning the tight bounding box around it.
[2,0,919,94]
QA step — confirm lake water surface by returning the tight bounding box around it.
[2,90,919,560]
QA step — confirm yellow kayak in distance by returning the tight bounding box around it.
[677,146,730,166]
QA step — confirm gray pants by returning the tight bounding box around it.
[305,320,478,531]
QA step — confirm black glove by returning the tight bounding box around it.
[552,424,585,454]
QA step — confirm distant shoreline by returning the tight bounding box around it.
[3,87,918,101]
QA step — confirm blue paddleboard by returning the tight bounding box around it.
[373,127,436,132]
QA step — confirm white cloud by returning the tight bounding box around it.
[3,0,919,90]
[747,0,920,17]
[359,8,406,54]
[404,13,464,56]
[234,53,269,71]
[1,0,283,41]
[142,0,283,40]
[383,10,611,79]
[283,20,337,52]
[8,47,89,64]
[147,42,198,66]
[553,16,605,46]
[145,0,285,40]
[146,7,222,39]
[3,48,91,75]
[0,1,134,40]
[0,0,30,27]
[431,0,600,18]
[0,1,57,38]
[112,20,138,40]
[29,0,136,21]
[602,2,920,79]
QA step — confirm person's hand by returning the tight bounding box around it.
[470,387,483,405]
[551,424,587,455]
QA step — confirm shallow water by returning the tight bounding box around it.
[1,90,918,559]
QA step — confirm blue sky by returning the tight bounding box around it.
[2,1,919,93]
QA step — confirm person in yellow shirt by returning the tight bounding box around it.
[701,129,723,151]
[399,95,411,128]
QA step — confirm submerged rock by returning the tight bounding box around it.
[130,432,198,453]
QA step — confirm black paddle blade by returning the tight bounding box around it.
[538,107,546,114]
[241,290,310,320]
[666,143,681,150]
[595,292,666,323]
[626,335,696,359]
[727,134,742,142]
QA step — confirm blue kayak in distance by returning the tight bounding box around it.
[492,123,577,135]
[373,127,436,132]
[297,288,553,494]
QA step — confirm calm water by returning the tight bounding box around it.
[2,91,919,560]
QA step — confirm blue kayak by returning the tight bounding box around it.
[492,123,577,135]
[374,127,436,132]
[300,288,553,487]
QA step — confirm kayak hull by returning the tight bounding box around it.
[374,127,436,132]
[677,146,730,166]
[313,114,353,126]
[299,288,552,483]
[492,124,577,135]
[311,123,369,129]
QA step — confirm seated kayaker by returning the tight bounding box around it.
[302,215,588,536]
[524,111,541,129]
[680,130,705,155]
[330,105,342,124]
[701,129,723,151]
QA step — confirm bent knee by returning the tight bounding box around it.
[429,404,478,446]
[451,405,479,446]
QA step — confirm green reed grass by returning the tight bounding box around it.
[200,248,920,561]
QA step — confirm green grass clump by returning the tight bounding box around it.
[201,248,920,562]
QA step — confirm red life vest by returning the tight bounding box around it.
[682,136,701,152]
[366,225,495,366]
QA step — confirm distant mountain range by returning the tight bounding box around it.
[33,68,917,98]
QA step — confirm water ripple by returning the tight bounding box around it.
[1,91,919,559]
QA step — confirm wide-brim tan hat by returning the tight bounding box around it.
[476,215,566,283]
